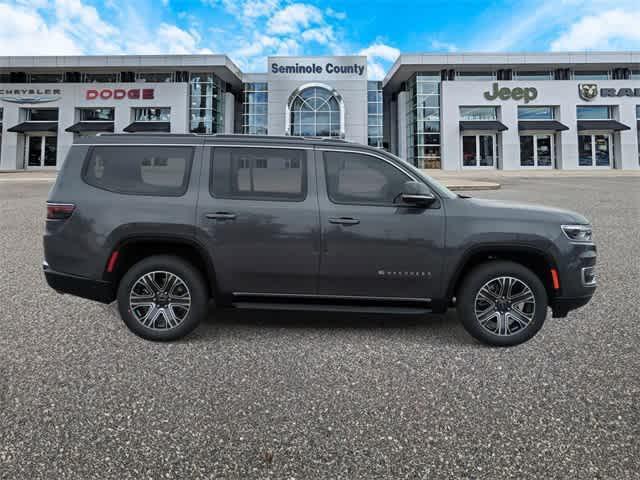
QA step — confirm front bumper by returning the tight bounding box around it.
[43,262,115,304]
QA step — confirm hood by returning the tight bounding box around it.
[463,198,590,225]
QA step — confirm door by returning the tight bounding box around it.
[316,149,445,300]
[520,134,554,168]
[578,133,612,167]
[462,134,496,167]
[26,135,57,168]
[196,145,321,296]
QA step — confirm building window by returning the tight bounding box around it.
[631,70,640,80]
[576,106,612,120]
[133,107,170,122]
[135,72,175,83]
[460,106,498,121]
[573,70,610,80]
[28,73,64,83]
[79,108,115,121]
[520,134,554,167]
[406,73,441,168]
[578,134,612,167]
[462,134,496,167]
[367,81,383,148]
[514,71,554,80]
[82,72,120,83]
[189,72,225,134]
[636,106,640,165]
[455,71,497,81]
[242,82,268,135]
[518,106,556,119]
[288,85,342,138]
[27,108,59,121]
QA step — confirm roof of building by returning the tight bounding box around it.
[383,51,640,91]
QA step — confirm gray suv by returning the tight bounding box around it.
[44,134,597,346]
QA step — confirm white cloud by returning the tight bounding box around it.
[0,3,82,55]
[267,3,323,34]
[358,42,400,80]
[301,26,335,45]
[551,9,640,50]
[325,7,346,20]
[430,40,458,52]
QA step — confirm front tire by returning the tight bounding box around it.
[457,261,548,346]
[117,255,208,341]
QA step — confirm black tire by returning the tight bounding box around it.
[457,261,548,347]
[117,255,208,341]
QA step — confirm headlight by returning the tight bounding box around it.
[561,224,593,243]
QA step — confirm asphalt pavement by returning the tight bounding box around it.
[0,176,638,479]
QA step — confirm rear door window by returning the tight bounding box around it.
[83,146,193,196]
[211,147,307,201]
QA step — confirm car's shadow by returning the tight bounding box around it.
[191,305,477,346]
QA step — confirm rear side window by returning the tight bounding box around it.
[83,146,193,196]
[211,147,307,201]
[323,150,410,205]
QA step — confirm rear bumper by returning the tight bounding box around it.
[551,294,594,318]
[43,262,115,304]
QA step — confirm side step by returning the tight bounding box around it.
[231,302,432,315]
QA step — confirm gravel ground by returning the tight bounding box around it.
[0,177,638,479]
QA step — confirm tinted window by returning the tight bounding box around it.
[84,146,192,196]
[211,147,307,201]
[323,151,410,205]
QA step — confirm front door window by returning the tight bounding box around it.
[579,134,611,167]
[27,136,57,168]
[463,134,496,167]
[520,134,554,167]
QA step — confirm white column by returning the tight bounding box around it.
[558,103,579,169]
[619,104,639,170]
[396,91,407,160]
[389,99,397,155]
[0,105,20,170]
[224,92,235,134]
[500,102,520,170]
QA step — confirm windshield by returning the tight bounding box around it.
[386,152,457,199]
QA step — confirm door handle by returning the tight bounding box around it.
[206,212,237,220]
[329,217,360,225]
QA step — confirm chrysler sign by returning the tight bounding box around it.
[86,88,155,100]
[0,88,62,104]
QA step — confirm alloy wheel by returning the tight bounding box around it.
[474,276,536,336]
[129,271,191,331]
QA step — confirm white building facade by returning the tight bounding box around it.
[1,52,639,171]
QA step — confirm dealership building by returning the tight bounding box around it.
[1,51,639,171]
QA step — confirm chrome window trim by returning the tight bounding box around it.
[317,147,419,182]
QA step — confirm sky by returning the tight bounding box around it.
[1,0,640,79]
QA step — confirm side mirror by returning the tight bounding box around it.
[400,181,436,207]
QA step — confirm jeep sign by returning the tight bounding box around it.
[483,83,538,103]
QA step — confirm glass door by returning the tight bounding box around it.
[462,134,496,168]
[578,134,612,167]
[26,135,57,169]
[520,134,554,167]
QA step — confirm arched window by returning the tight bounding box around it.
[287,84,343,138]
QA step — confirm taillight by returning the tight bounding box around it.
[46,203,75,220]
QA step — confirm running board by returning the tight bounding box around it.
[231,302,432,315]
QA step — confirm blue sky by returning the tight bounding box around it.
[1,0,640,78]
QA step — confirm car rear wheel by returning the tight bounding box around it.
[457,261,548,346]
[117,255,208,341]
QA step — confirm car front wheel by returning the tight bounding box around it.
[117,255,208,341]
[457,261,548,346]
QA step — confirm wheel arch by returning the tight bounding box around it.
[446,244,560,303]
[104,235,220,301]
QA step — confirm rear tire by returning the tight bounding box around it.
[117,255,208,341]
[457,261,548,346]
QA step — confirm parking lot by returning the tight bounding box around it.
[1,175,638,479]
